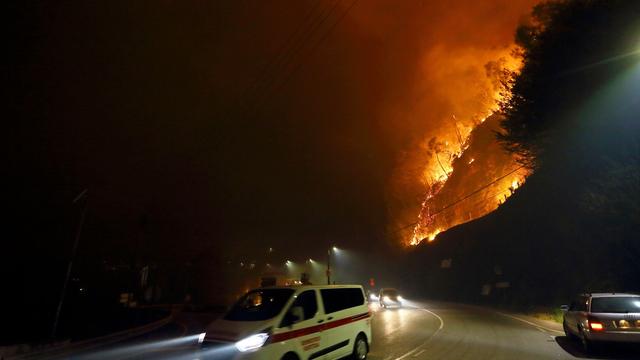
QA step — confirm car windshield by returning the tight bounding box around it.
[224,289,294,321]
[590,297,640,313]
[383,289,398,296]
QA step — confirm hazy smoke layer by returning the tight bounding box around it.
[348,0,539,244]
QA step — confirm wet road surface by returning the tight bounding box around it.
[55,301,640,360]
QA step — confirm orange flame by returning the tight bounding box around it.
[408,51,530,246]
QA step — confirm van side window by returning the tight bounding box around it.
[280,290,318,328]
[320,288,364,314]
[295,290,318,320]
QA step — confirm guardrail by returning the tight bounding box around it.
[2,305,182,360]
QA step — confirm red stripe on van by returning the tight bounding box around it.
[271,311,370,343]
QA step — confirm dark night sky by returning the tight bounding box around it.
[9,1,391,265]
[7,1,537,266]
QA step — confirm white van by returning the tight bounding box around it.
[200,285,372,360]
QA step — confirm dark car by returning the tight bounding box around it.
[378,288,403,308]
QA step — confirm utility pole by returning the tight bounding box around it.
[326,248,331,285]
[52,189,88,339]
[326,246,339,285]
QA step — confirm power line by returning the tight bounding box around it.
[239,0,326,107]
[248,0,359,119]
[386,165,527,240]
[269,0,359,95]
[427,165,525,218]
[239,0,343,120]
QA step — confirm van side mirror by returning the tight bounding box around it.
[560,304,569,312]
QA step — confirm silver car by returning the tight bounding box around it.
[562,293,640,352]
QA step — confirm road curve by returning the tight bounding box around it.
[369,300,639,360]
[54,301,639,359]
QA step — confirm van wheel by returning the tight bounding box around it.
[281,352,299,360]
[352,334,368,360]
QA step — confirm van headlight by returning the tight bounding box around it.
[235,333,269,352]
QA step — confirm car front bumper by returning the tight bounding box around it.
[381,300,402,307]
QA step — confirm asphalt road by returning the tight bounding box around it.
[368,301,639,360]
[63,301,640,360]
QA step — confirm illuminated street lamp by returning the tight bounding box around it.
[327,246,339,285]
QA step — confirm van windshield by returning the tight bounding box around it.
[591,297,640,313]
[224,289,295,321]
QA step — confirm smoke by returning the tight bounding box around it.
[7,0,543,261]
[347,0,540,244]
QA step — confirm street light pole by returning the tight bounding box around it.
[326,248,331,285]
[52,189,88,339]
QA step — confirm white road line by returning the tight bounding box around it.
[420,309,444,330]
[394,307,444,360]
[496,312,564,335]
[412,349,426,357]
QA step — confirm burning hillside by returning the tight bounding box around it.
[258,0,541,247]
[409,113,530,245]
[403,53,532,246]
[363,1,541,247]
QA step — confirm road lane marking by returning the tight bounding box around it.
[496,312,564,335]
[394,307,444,360]
[412,349,426,357]
[420,309,444,330]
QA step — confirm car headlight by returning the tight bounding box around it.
[198,332,206,344]
[398,296,404,301]
[370,294,378,301]
[383,296,390,302]
[235,333,269,352]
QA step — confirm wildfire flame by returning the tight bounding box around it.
[408,52,530,246]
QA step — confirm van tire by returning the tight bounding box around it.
[352,333,368,360]
[281,352,299,360]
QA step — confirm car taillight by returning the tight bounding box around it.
[588,317,604,331]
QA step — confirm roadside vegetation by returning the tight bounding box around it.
[525,307,564,324]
